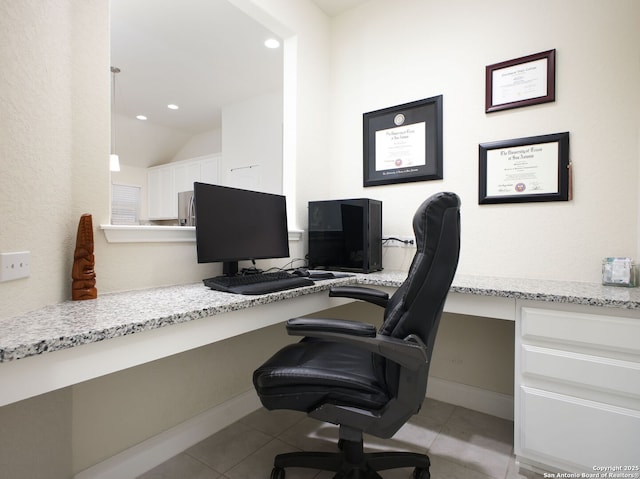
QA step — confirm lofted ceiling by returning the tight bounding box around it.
[110,0,283,138]
[311,0,370,17]
[110,0,369,168]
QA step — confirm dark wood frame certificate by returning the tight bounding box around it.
[479,132,570,204]
[363,95,443,187]
[485,49,556,113]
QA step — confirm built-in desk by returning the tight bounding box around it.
[1,273,639,476]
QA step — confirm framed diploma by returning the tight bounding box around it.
[485,49,555,113]
[478,132,570,204]
[363,95,443,187]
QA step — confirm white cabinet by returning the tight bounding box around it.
[147,166,176,219]
[147,154,220,220]
[173,161,202,197]
[515,303,640,473]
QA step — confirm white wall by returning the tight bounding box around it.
[325,0,640,283]
[172,127,222,163]
[221,89,283,194]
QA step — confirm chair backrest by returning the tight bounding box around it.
[378,192,461,394]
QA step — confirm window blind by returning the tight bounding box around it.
[111,183,141,225]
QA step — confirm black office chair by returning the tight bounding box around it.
[253,192,461,479]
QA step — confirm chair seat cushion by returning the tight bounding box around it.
[253,339,390,412]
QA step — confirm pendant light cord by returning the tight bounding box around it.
[110,66,120,155]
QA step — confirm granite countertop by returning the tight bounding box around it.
[0,276,357,363]
[2,272,640,363]
[358,272,640,309]
[450,274,640,308]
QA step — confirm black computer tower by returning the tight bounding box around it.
[308,198,382,273]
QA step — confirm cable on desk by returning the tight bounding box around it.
[382,237,415,246]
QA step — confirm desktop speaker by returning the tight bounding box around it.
[308,198,382,273]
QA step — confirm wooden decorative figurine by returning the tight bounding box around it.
[72,213,97,300]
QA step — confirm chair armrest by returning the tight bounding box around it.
[329,286,389,308]
[286,317,376,337]
[286,317,427,370]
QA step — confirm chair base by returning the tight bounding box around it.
[271,434,430,479]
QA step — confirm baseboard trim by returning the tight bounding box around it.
[75,380,512,478]
[426,376,514,420]
[74,390,262,479]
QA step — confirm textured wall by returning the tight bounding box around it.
[0,0,110,319]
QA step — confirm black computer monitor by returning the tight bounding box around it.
[194,182,290,276]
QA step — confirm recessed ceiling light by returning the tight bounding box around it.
[136,115,147,120]
[167,104,179,110]
[264,38,280,49]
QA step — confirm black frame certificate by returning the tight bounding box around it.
[363,96,443,187]
[479,132,570,204]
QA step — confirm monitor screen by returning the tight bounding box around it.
[194,182,290,274]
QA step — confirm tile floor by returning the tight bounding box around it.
[138,399,543,479]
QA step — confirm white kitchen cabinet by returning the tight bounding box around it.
[147,154,220,220]
[147,166,176,219]
[174,161,202,196]
[515,302,640,474]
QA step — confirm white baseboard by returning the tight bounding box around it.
[75,380,512,478]
[74,390,262,479]
[426,376,514,420]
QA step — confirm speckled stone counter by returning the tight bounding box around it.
[451,274,640,309]
[358,272,640,309]
[0,276,356,363]
[2,272,640,364]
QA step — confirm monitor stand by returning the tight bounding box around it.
[223,261,239,277]
[222,261,263,277]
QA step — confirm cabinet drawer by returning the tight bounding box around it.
[521,344,640,398]
[521,308,640,355]
[518,386,640,468]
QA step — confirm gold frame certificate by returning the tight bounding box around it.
[479,132,570,204]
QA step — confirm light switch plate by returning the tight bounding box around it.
[0,251,31,282]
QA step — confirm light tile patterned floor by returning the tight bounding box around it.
[137,399,543,479]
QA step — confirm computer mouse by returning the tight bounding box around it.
[292,268,311,277]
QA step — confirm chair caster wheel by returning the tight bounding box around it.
[270,467,285,479]
[413,467,430,479]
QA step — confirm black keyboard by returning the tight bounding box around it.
[203,272,314,295]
